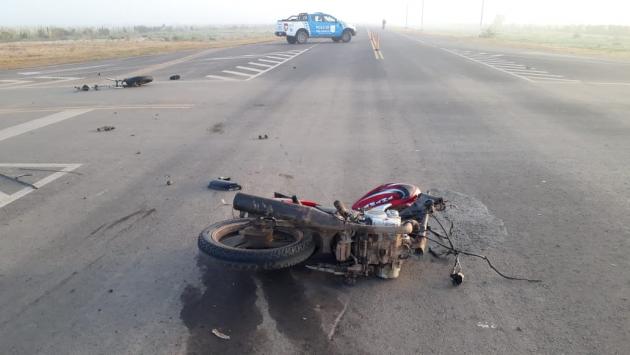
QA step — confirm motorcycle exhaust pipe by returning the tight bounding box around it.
[233,193,346,230]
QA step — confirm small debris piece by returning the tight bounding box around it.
[258,134,269,140]
[97,126,115,132]
[108,289,113,293]
[81,84,90,91]
[136,151,141,155]
[208,177,241,191]
[166,179,174,186]
[211,329,230,340]
[169,74,181,80]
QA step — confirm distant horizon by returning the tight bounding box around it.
[2,0,630,27]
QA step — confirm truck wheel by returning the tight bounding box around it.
[296,30,308,44]
[341,30,352,43]
[286,36,297,44]
[332,37,340,42]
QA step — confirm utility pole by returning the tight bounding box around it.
[420,0,425,31]
[405,3,409,28]
[480,0,485,29]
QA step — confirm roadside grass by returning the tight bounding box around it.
[0,26,278,69]
[398,25,630,61]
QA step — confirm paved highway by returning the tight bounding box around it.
[1,28,629,354]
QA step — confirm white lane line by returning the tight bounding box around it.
[265,56,288,61]
[506,68,552,74]
[0,109,93,142]
[18,76,83,88]
[586,81,630,86]
[441,48,533,82]
[0,104,193,114]
[0,163,82,209]
[205,74,237,81]
[259,59,282,64]
[516,72,564,78]
[221,70,254,77]
[492,64,528,69]
[245,45,314,81]
[0,80,33,87]
[236,66,264,73]
[532,77,581,82]
[248,62,273,68]
[271,53,293,58]
[18,64,110,76]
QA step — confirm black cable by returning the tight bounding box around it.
[427,228,542,283]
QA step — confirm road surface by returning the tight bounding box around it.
[1,29,629,354]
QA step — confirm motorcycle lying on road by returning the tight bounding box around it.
[198,183,471,285]
[198,183,543,285]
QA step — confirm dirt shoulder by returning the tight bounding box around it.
[398,28,630,62]
[0,36,279,70]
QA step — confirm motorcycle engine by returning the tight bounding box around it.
[342,205,412,279]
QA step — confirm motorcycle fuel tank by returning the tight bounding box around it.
[352,183,421,211]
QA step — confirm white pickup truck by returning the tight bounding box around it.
[275,12,357,44]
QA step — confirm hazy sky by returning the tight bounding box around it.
[2,0,629,27]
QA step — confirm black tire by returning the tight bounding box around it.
[332,37,341,42]
[296,30,309,44]
[286,36,297,44]
[341,30,352,43]
[123,75,153,87]
[198,218,315,270]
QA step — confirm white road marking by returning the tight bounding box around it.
[235,66,264,73]
[264,55,288,61]
[586,81,630,86]
[258,59,283,64]
[248,62,273,68]
[442,48,580,83]
[205,74,237,81]
[16,76,83,88]
[441,48,533,82]
[0,109,93,142]
[0,104,193,114]
[0,163,82,209]
[221,70,255,77]
[205,47,313,82]
[18,64,110,76]
[0,79,33,87]
[244,47,313,81]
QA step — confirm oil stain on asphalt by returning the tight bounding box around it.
[180,255,263,354]
[181,255,342,354]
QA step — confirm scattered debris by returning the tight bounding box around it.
[210,123,224,134]
[211,329,230,340]
[208,177,241,191]
[328,299,349,341]
[0,172,38,189]
[279,173,294,180]
[19,167,83,175]
[97,126,115,132]
[258,134,269,140]
[169,74,181,80]
[476,321,497,329]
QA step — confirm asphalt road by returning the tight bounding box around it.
[1,28,629,355]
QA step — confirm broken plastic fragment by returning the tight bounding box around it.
[208,178,241,191]
[211,328,230,340]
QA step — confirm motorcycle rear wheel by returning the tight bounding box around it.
[198,218,315,270]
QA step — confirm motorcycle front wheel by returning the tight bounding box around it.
[198,218,315,270]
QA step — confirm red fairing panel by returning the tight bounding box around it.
[352,183,421,211]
